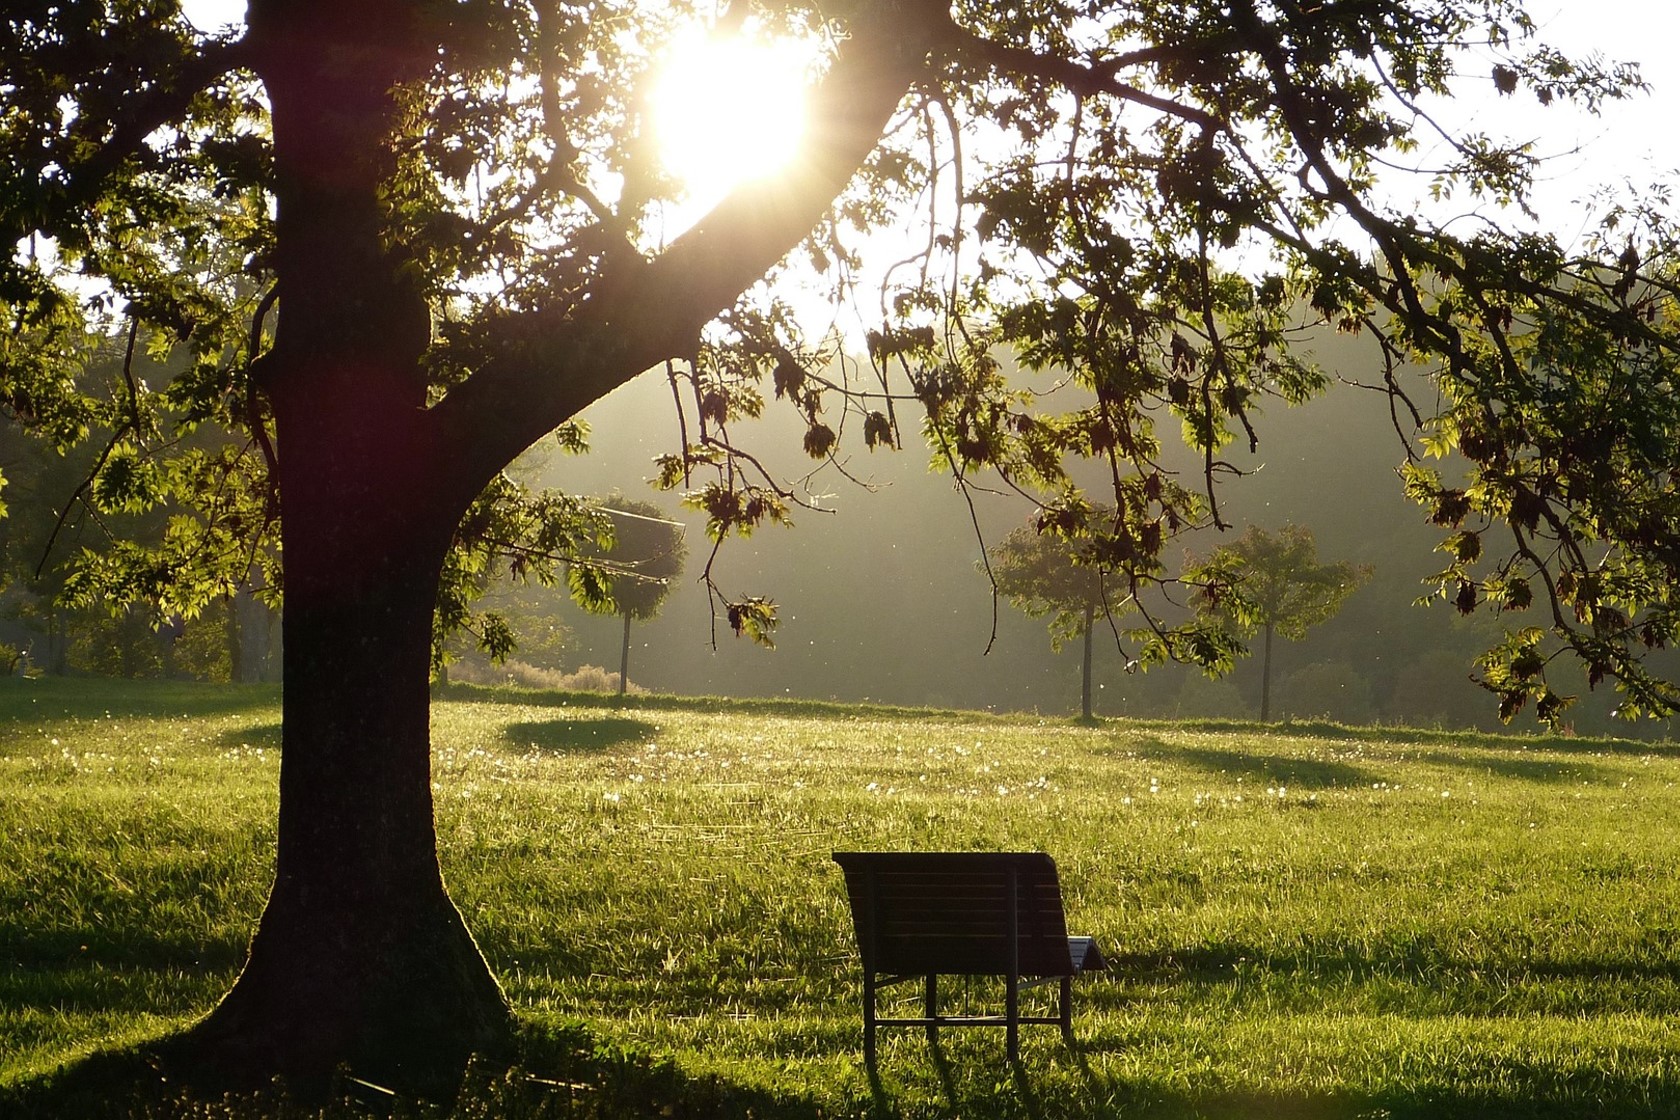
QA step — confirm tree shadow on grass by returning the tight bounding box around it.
[0,960,229,1019]
[0,1019,852,1118]
[3,929,248,976]
[1020,1024,1680,1120]
[1199,1073,1680,1120]
[502,717,658,754]
[867,1030,1680,1120]
[13,1016,1680,1119]
[0,677,280,724]
[1134,714,1680,760]
[1436,753,1619,784]
[1169,745,1382,789]
[214,721,283,751]
[438,680,988,724]
[1106,941,1680,987]
[213,717,672,757]
[1,924,248,1031]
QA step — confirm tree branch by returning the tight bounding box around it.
[24,37,258,241]
[944,25,1226,132]
[427,0,947,506]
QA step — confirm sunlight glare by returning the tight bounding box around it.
[179,0,246,32]
[650,30,811,204]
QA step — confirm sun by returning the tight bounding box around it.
[650,30,812,205]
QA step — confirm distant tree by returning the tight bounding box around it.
[1198,524,1372,722]
[989,510,1119,720]
[583,497,688,696]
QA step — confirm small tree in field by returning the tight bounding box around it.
[582,497,687,696]
[989,512,1117,720]
[1198,524,1371,721]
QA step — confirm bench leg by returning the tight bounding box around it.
[925,974,939,1044]
[1060,975,1074,1045]
[1006,972,1020,1062]
[863,971,877,1069]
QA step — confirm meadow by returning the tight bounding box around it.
[4,676,1680,1118]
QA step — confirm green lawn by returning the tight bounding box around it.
[4,677,1680,1117]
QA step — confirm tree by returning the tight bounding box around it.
[1197,524,1371,721]
[988,508,1122,720]
[583,497,688,696]
[6,0,1680,1095]
[0,334,271,680]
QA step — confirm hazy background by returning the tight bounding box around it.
[535,328,1669,737]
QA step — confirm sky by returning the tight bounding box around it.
[1509,1,1679,162]
[1435,2,1680,232]
[175,0,1680,225]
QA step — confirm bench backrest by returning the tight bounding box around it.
[833,851,1076,977]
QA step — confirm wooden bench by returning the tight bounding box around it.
[832,851,1107,1064]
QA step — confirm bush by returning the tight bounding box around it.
[1276,661,1374,724]
[1174,673,1250,719]
[451,659,643,694]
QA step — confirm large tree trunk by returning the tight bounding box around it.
[180,367,511,1093]
[154,0,933,1096]
[170,3,513,1094]
[182,531,511,1094]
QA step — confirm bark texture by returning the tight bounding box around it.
[183,564,511,1094]
[174,2,514,1092]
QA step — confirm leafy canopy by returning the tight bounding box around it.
[989,512,1114,652]
[988,503,1240,675]
[1197,523,1372,642]
[2,0,1678,723]
[580,496,689,623]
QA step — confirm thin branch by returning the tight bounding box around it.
[944,25,1226,133]
[246,284,280,480]
[927,417,1001,654]
[665,359,693,488]
[21,37,258,242]
[119,315,145,450]
[36,433,123,580]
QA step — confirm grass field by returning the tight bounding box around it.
[4,677,1680,1118]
